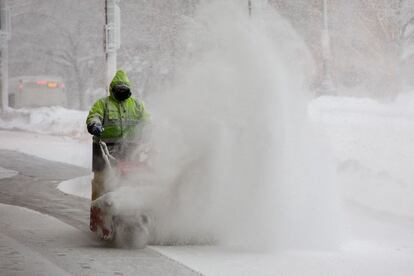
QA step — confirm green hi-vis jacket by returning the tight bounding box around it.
[86,70,149,171]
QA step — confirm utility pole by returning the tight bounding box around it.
[248,0,267,17]
[248,0,252,17]
[320,0,335,95]
[105,0,121,90]
[0,0,10,111]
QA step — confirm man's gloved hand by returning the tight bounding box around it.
[89,124,103,137]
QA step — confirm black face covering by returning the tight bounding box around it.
[112,84,131,101]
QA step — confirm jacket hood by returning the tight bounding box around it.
[109,70,131,97]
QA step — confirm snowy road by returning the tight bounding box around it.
[0,148,198,275]
[0,149,90,230]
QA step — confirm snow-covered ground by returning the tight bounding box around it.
[1,96,414,275]
[58,175,92,199]
[0,130,91,169]
[153,237,414,276]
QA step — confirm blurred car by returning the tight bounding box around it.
[9,76,66,108]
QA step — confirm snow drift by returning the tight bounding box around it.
[0,106,88,138]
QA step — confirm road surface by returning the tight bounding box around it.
[0,149,199,275]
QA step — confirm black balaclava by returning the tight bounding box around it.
[112,84,131,101]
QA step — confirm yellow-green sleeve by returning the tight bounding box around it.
[86,98,105,127]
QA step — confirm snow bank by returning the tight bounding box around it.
[0,130,91,169]
[0,106,92,169]
[0,106,88,138]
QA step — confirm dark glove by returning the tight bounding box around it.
[88,124,103,137]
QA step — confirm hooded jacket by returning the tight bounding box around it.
[86,70,149,171]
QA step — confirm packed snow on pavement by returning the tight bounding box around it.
[0,166,18,180]
[0,204,77,276]
[0,203,195,276]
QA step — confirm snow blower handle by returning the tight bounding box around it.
[98,139,118,169]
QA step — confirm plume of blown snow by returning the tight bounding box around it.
[115,0,341,250]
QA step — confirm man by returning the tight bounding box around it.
[86,70,149,201]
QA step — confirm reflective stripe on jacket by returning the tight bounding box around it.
[86,96,149,143]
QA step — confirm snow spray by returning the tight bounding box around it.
[118,0,342,250]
